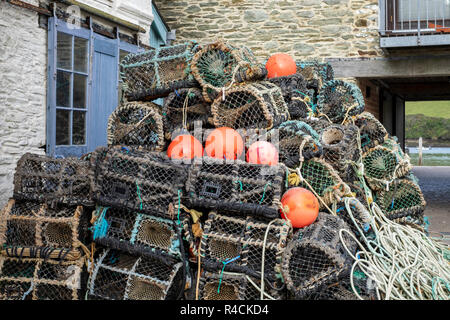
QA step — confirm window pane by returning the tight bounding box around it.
[57,32,72,70]
[56,109,70,145]
[73,74,87,109]
[399,0,450,22]
[72,111,86,145]
[56,70,71,108]
[74,37,88,73]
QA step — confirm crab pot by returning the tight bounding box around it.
[200,212,292,289]
[197,270,286,300]
[185,157,287,220]
[255,121,322,169]
[295,61,334,92]
[210,81,289,130]
[120,41,199,101]
[90,205,185,260]
[13,153,93,207]
[281,212,357,299]
[0,256,86,300]
[376,179,426,220]
[190,41,267,102]
[268,73,314,119]
[86,249,184,300]
[362,146,412,191]
[107,101,164,151]
[317,80,365,123]
[162,87,213,139]
[301,118,333,136]
[0,199,89,261]
[90,146,188,219]
[353,112,388,152]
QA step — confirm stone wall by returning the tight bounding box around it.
[0,1,47,207]
[155,0,382,62]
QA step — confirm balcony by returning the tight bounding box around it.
[379,0,450,48]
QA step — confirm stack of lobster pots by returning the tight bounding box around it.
[0,39,427,300]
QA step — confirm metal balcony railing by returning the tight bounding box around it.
[379,0,450,47]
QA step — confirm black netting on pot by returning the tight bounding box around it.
[301,118,333,136]
[0,199,90,261]
[107,101,164,151]
[0,256,87,300]
[13,153,93,207]
[317,80,365,124]
[185,157,287,220]
[334,197,374,241]
[210,81,289,130]
[295,61,334,92]
[200,212,292,290]
[190,41,267,102]
[353,112,388,153]
[281,212,357,299]
[120,41,200,101]
[90,146,188,219]
[86,249,184,300]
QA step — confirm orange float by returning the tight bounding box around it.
[246,141,279,166]
[265,53,297,79]
[280,187,319,228]
[204,127,244,160]
[167,134,203,160]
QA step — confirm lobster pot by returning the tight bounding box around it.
[211,81,289,130]
[301,118,333,136]
[13,153,92,207]
[86,249,183,300]
[190,41,267,102]
[162,87,212,139]
[353,112,388,152]
[296,61,334,92]
[0,199,89,261]
[281,212,357,299]
[375,179,426,220]
[335,197,373,240]
[185,157,287,220]
[256,121,322,169]
[197,270,285,300]
[362,146,412,191]
[317,80,365,123]
[268,73,315,119]
[90,206,183,259]
[107,101,164,151]
[320,124,359,176]
[90,146,188,218]
[289,158,351,210]
[120,41,199,101]
[0,256,86,300]
[200,212,292,289]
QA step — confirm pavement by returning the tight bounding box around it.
[412,166,450,244]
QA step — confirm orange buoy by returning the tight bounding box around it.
[205,127,244,160]
[167,134,203,160]
[265,53,297,79]
[280,187,319,228]
[246,141,279,166]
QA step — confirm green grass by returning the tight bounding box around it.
[406,101,450,119]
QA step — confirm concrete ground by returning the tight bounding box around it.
[412,166,450,244]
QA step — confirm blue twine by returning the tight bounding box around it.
[92,207,109,240]
[259,182,271,204]
[175,89,180,97]
[217,255,241,294]
[136,181,143,210]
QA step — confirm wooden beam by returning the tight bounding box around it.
[6,0,51,16]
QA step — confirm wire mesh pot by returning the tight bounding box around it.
[0,256,87,300]
[120,41,199,101]
[375,178,426,220]
[352,112,388,153]
[362,145,412,191]
[190,41,267,102]
[13,153,93,207]
[107,101,164,151]
[210,81,289,130]
[90,205,185,260]
[281,212,357,299]
[185,157,287,220]
[301,118,333,136]
[162,87,213,140]
[90,146,188,219]
[0,199,89,261]
[296,61,334,92]
[200,212,292,289]
[86,249,184,300]
[317,80,365,124]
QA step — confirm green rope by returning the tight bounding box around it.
[177,189,182,226]
[136,181,143,210]
[217,255,241,294]
[259,182,271,204]
[234,180,243,191]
